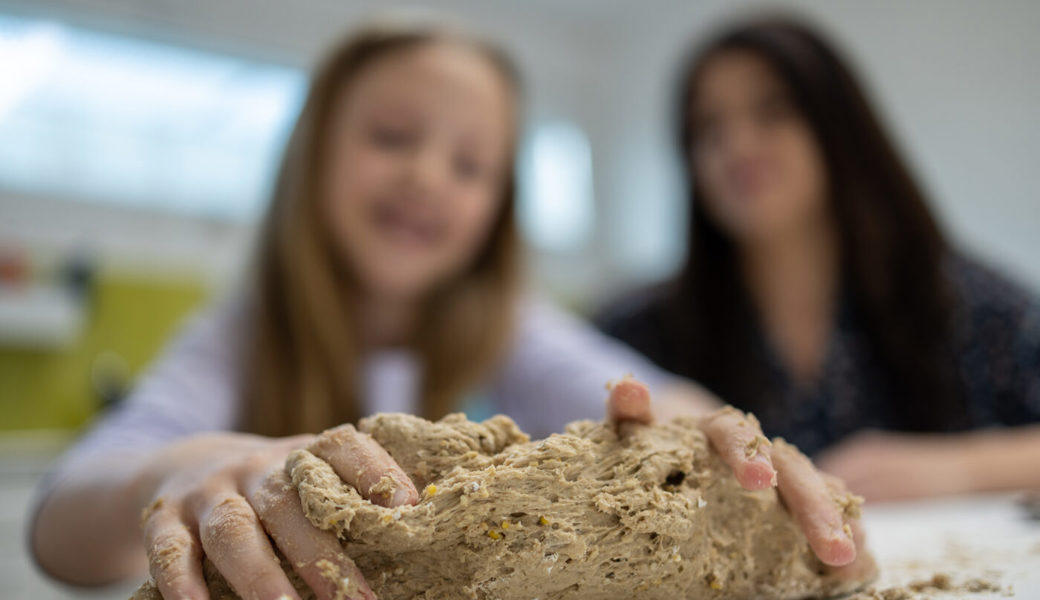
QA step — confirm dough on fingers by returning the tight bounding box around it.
[132,412,876,600]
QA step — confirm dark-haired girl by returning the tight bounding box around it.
[599,16,1040,502]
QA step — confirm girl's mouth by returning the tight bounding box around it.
[371,200,441,248]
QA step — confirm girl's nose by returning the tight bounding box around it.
[408,145,451,198]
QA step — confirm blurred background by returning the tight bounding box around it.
[0,0,1037,597]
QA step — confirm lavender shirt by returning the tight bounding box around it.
[41,296,676,487]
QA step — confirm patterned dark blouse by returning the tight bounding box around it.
[597,254,1040,457]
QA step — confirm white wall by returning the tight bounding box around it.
[1,0,1038,303]
[581,0,1040,300]
[808,1,1040,295]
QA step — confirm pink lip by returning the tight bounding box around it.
[371,201,440,247]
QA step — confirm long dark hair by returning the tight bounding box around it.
[665,16,966,431]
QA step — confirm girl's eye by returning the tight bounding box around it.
[370,125,416,149]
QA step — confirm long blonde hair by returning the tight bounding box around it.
[242,23,523,436]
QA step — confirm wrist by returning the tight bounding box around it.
[953,429,1007,493]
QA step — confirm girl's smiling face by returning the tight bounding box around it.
[322,41,515,301]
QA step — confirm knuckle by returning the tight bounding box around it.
[355,457,395,484]
[262,466,292,490]
[252,472,296,521]
[199,496,257,551]
[314,423,359,448]
[325,423,359,437]
[146,531,198,582]
[156,566,197,595]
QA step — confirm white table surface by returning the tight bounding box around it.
[3,435,1037,599]
[858,493,1040,598]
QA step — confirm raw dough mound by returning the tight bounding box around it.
[131,413,875,599]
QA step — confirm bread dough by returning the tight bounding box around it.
[131,413,876,599]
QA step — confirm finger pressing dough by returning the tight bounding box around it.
[130,413,876,599]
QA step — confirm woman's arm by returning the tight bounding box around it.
[817,425,1040,501]
[817,261,1040,502]
[964,424,1040,491]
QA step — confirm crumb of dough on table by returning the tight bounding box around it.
[844,572,1009,599]
[130,412,878,600]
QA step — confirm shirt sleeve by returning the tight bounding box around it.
[34,298,245,498]
[952,255,1040,427]
[1006,305,1040,424]
[995,299,1040,425]
[489,297,681,438]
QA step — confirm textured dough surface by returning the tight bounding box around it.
[131,413,876,599]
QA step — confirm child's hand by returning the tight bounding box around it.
[606,378,864,571]
[140,426,417,600]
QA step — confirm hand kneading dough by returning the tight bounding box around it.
[130,413,876,599]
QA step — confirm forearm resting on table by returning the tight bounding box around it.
[960,424,1040,493]
[32,450,156,586]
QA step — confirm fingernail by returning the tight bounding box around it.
[391,487,413,507]
[753,454,778,483]
[741,457,776,490]
[760,457,778,484]
[765,465,778,487]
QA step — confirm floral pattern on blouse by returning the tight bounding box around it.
[599,254,1040,457]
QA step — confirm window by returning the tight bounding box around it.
[517,120,595,252]
[0,14,306,220]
